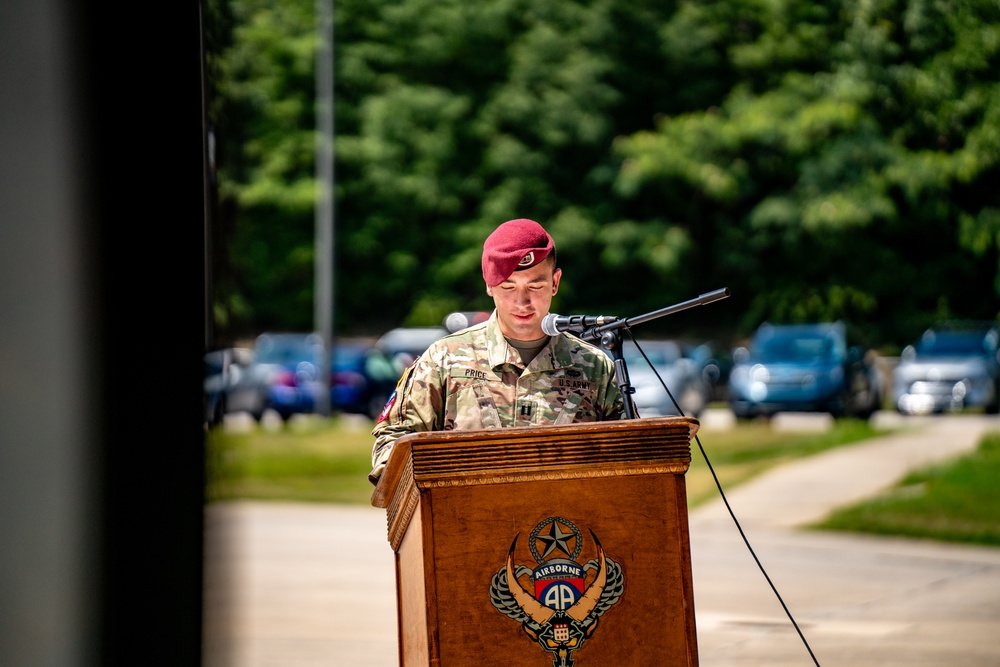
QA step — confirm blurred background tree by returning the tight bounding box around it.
[205,0,1000,351]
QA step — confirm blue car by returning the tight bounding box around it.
[727,321,882,420]
[255,333,399,421]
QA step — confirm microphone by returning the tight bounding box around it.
[541,313,620,336]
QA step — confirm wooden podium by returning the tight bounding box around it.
[371,416,700,667]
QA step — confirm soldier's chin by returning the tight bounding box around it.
[504,316,537,332]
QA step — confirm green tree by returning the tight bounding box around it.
[334,0,718,331]
[613,0,1000,345]
[206,0,1000,349]
[210,0,741,339]
[208,0,320,337]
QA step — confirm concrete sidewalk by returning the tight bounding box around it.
[688,413,1000,666]
[203,414,1000,667]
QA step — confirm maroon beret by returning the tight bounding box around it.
[482,219,555,287]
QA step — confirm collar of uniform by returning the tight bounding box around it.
[485,310,563,372]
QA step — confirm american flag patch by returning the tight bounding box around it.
[377,390,397,423]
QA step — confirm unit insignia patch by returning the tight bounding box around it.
[488,516,624,666]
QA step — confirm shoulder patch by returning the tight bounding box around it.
[376,390,396,424]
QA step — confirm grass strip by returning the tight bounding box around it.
[207,415,885,508]
[207,416,1000,546]
[814,431,1000,546]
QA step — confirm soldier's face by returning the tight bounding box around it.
[488,260,562,341]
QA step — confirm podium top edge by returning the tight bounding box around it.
[370,417,699,508]
[402,415,698,445]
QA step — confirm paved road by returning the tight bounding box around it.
[203,413,1000,667]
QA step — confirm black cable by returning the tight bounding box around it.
[624,332,822,667]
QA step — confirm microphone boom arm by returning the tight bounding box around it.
[578,288,731,420]
[580,287,731,342]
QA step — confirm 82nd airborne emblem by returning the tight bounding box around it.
[489,517,624,667]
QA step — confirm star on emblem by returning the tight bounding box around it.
[535,520,575,559]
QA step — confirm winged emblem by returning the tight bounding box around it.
[489,517,624,667]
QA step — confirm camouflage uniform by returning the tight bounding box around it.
[369,310,625,481]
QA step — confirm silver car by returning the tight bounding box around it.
[893,320,1000,415]
[621,339,709,418]
[204,346,267,426]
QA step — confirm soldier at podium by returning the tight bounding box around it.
[369,218,625,483]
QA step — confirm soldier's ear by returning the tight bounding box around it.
[486,285,493,297]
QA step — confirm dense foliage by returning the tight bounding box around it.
[206,0,1000,351]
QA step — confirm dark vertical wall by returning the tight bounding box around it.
[0,2,207,666]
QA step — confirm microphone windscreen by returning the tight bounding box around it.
[541,314,561,337]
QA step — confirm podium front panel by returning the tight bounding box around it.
[375,417,700,667]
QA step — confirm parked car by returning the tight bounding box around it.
[682,341,734,404]
[892,320,1000,415]
[203,346,266,427]
[373,326,449,374]
[622,339,710,418]
[255,332,400,421]
[727,321,882,420]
